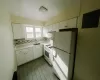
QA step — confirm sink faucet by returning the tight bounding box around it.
[35,39,38,43]
[34,39,37,42]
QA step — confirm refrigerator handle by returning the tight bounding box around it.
[54,51,57,58]
[50,46,70,58]
[49,46,58,58]
[53,46,70,54]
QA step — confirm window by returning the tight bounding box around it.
[35,27,42,38]
[25,27,34,39]
[25,25,42,39]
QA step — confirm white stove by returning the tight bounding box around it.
[44,44,53,65]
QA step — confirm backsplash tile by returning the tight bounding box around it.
[14,38,34,45]
[14,37,48,45]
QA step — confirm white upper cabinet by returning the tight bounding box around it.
[58,21,68,29]
[12,24,25,39]
[52,24,59,32]
[48,25,53,32]
[67,18,77,28]
[43,27,48,37]
[58,18,77,30]
[43,25,53,37]
[43,18,77,37]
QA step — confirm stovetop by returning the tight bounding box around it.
[46,44,51,47]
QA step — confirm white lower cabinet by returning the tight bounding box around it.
[16,47,34,66]
[16,45,43,66]
[24,47,34,62]
[33,45,43,59]
[16,50,26,66]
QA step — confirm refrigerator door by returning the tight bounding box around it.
[53,31,72,53]
[53,59,67,80]
[54,48,70,78]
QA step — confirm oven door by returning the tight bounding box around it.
[44,50,49,58]
[44,46,53,65]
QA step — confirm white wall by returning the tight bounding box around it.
[0,0,17,80]
[73,0,100,80]
[74,28,100,80]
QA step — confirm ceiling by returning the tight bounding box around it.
[11,0,73,21]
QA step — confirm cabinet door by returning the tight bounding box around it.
[34,45,43,59]
[46,26,50,32]
[49,25,53,32]
[58,21,67,29]
[58,18,77,29]
[47,25,53,32]
[43,27,48,37]
[67,18,77,28]
[25,47,34,62]
[52,24,59,32]
[16,50,26,66]
[12,24,25,39]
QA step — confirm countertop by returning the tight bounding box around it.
[15,41,50,50]
[15,44,34,50]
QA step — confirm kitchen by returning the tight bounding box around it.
[12,16,77,80]
[0,0,100,80]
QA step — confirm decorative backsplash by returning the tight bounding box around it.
[14,37,48,45]
[14,38,34,45]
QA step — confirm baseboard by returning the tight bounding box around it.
[12,71,17,80]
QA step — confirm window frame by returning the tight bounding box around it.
[34,27,42,38]
[24,25,34,40]
[24,25,43,40]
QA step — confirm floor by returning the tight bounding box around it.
[18,57,59,80]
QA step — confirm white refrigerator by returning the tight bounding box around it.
[52,29,77,80]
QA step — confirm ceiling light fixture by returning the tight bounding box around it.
[39,6,48,12]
